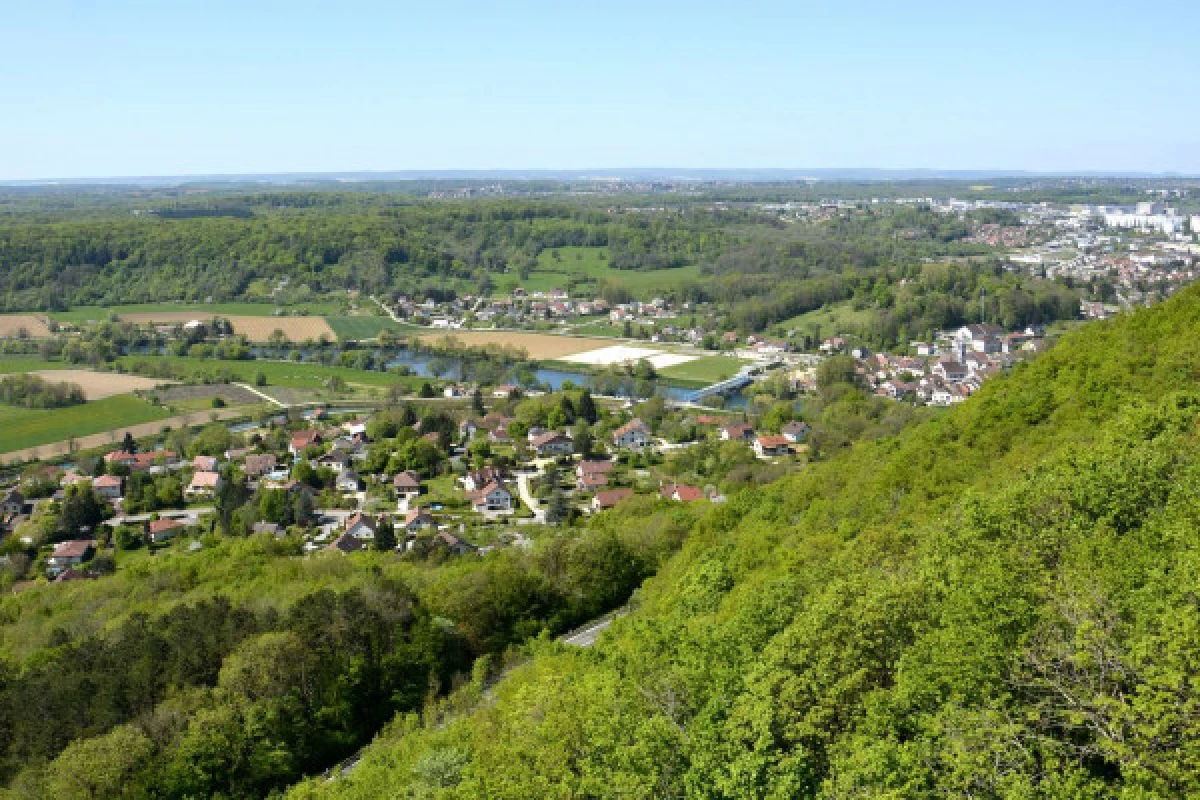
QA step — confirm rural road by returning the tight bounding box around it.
[515,471,545,523]
[559,613,620,647]
[0,407,257,466]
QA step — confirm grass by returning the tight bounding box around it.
[0,358,75,374]
[569,321,628,337]
[656,356,747,385]
[0,395,170,454]
[498,246,705,297]
[113,355,433,393]
[48,301,344,325]
[777,301,876,337]
[325,316,419,341]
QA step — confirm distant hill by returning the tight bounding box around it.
[294,286,1200,797]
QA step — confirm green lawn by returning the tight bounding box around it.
[48,301,343,325]
[0,395,170,454]
[497,246,705,297]
[657,355,747,385]
[570,321,628,337]
[325,316,419,341]
[114,355,432,392]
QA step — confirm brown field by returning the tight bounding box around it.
[29,370,171,400]
[118,313,336,342]
[416,331,607,359]
[0,315,52,338]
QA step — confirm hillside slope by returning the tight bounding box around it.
[294,285,1200,798]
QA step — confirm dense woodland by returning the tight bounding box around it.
[273,284,1200,798]
[0,188,1087,347]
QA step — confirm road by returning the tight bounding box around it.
[559,613,620,647]
[371,294,403,324]
[515,471,545,523]
[106,507,214,527]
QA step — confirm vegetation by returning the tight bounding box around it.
[0,395,169,455]
[286,286,1200,797]
[0,373,85,409]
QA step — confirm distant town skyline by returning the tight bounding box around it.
[3,0,1198,180]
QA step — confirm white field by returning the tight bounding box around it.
[561,345,696,370]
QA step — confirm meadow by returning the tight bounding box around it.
[113,355,431,392]
[776,300,876,338]
[655,355,747,385]
[47,301,343,326]
[325,315,418,341]
[0,394,170,454]
[498,246,705,296]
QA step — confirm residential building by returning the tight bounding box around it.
[530,431,574,456]
[48,540,94,570]
[612,418,650,449]
[92,475,124,501]
[185,471,222,500]
[754,435,792,457]
[592,488,634,511]
[468,482,513,512]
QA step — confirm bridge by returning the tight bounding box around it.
[688,371,754,401]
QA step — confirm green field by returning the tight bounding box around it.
[114,355,432,392]
[0,358,75,374]
[499,246,706,297]
[656,355,747,385]
[777,301,876,337]
[325,316,419,341]
[0,395,170,454]
[48,301,343,325]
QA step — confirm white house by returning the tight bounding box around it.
[612,418,650,449]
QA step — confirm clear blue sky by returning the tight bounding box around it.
[2,0,1198,180]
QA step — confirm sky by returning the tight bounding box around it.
[1,0,1198,180]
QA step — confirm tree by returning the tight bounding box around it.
[121,431,137,454]
[374,517,397,552]
[419,382,435,398]
[43,723,155,799]
[255,371,268,387]
[578,390,598,424]
[545,490,569,525]
[472,388,485,415]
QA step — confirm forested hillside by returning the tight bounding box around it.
[0,191,1082,346]
[291,286,1200,798]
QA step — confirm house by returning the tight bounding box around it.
[242,454,277,478]
[335,468,363,493]
[720,424,755,442]
[393,470,422,498]
[48,540,94,569]
[492,384,518,398]
[459,419,479,440]
[612,418,650,449]
[462,466,505,492]
[661,483,705,502]
[185,471,222,500]
[578,471,609,491]
[193,455,219,472]
[92,475,124,502]
[148,518,185,543]
[754,435,792,457]
[932,360,969,383]
[401,508,433,532]
[468,482,513,512]
[576,459,615,479]
[433,530,476,555]
[252,521,281,537]
[592,488,634,511]
[103,450,176,472]
[329,532,367,553]
[0,488,25,516]
[781,420,810,443]
[530,431,574,456]
[289,430,322,456]
[343,512,378,541]
[317,450,353,470]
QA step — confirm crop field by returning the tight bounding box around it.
[325,316,418,341]
[48,302,342,325]
[495,246,705,296]
[116,313,337,342]
[27,370,169,400]
[416,330,608,360]
[154,384,263,405]
[561,344,696,369]
[0,315,53,338]
[0,394,171,456]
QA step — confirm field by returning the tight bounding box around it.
[0,395,171,456]
[0,359,75,374]
[561,344,696,369]
[497,246,706,296]
[325,316,418,341]
[116,313,337,342]
[0,315,53,338]
[26,369,169,400]
[416,330,608,360]
[656,355,748,384]
[48,302,343,325]
[777,301,876,337]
